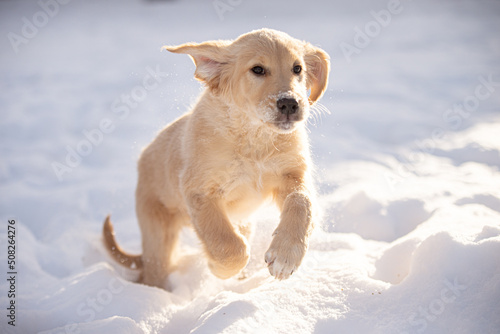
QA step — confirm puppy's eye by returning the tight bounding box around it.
[293,65,302,74]
[251,66,265,75]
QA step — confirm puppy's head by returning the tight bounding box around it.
[164,29,330,134]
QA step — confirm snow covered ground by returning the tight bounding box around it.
[1,0,500,333]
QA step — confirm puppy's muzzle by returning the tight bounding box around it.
[270,97,304,132]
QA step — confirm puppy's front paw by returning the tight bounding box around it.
[265,232,307,280]
[206,235,250,279]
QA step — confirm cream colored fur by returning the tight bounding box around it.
[103,28,330,289]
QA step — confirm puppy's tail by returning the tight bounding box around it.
[102,215,143,270]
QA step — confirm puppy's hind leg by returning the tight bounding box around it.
[137,197,183,289]
[236,221,254,280]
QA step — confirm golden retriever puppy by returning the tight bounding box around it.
[103,28,330,289]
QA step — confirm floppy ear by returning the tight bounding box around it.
[304,45,330,104]
[163,40,232,93]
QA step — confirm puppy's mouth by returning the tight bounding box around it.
[271,113,303,133]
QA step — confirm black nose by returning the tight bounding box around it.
[277,98,299,115]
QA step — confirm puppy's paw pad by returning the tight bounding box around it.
[265,248,299,280]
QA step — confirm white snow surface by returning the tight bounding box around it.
[1,0,500,333]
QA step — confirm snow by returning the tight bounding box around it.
[1,0,500,333]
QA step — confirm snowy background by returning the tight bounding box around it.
[1,0,500,333]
